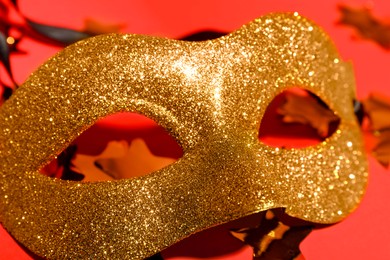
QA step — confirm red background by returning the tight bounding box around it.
[1,0,390,259]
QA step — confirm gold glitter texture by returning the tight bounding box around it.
[0,13,367,259]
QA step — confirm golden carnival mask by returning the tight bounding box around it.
[0,13,367,259]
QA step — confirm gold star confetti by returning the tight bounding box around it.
[363,93,390,167]
[277,90,340,138]
[73,139,176,182]
[231,210,312,260]
[338,4,390,49]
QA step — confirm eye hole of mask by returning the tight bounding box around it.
[40,112,183,182]
[258,87,341,149]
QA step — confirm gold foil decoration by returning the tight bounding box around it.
[363,92,390,167]
[338,4,390,50]
[73,139,176,181]
[277,90,340,138]
[0,13,367,259]
[230,210,312,259]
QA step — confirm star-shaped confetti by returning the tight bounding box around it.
[338,4,390,50]
[363,93,390,167]
[230,210,312,260]
[277,90,340,138]
[73,139,176,181]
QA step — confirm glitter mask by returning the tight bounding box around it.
[0,13,367,259]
